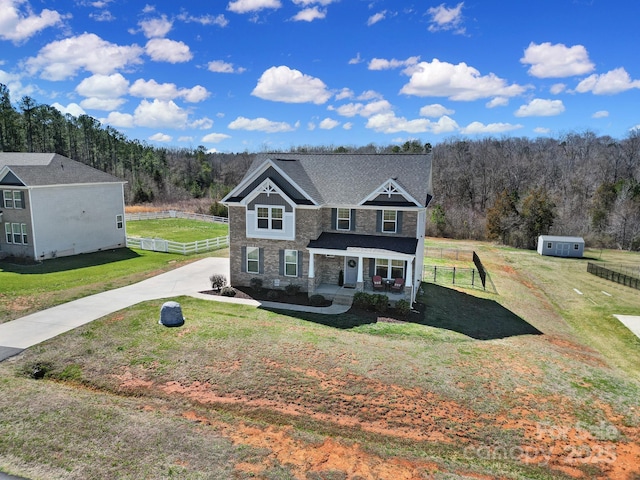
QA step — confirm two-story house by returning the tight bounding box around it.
[0,153,127,260]
[222,152,433,304]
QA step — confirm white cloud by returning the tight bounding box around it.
[177,12,229,27]
[343,122,352,130]
[133,99,189,128]
[228,116,297,132]
[334,88,353,100]
[427,2,465,34]
[521,42,594,78]
[292,7,326,21]
[291,0,336,5]
[319,118,339,129]
[149,132,172,142]
[139,15,172,38]
[207,60,246,73]
[332,99,392,118]
[515,98,565,117]
[190,117,214,129]
[368,56,420,71]
[486,97,508,108]
[129,78,209,103]
[227,0,281,14]
[419,103,454,117]
[460,121,523,134]
[357,90,383,101]
[534,127,551,134]
[202,132,231,143]
[103,111,134,128]
[80,97,126,110]
[25,33,144,80]
[592,110,609,119]
[51,102,85,117]
[348,52,363,65]
[400,58,528,101]
[575,67,640,95]
[178,136,194,142]
[76,73,129,99]
[145,38,193,63]
[252,65,331,104]
[367,11,386,26]
[0,0,66,43]
[550,83,566,95]
[366,112,458,134]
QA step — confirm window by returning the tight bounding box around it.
[337,208,351,231]
[246,247,260,274]
[284,250,298,277]
[375,258,404,279]
[257,206,283,230]
[3,190,24,209]
[574,244,579,250]
[116,214,124,229]
[382,210,397,233]
[547,242,552,249]
[7,223,27,244]
[3,190,13,208]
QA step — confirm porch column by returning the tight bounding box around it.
[308,252,315,278]
[357,256,364,283]
[406,260,413,287]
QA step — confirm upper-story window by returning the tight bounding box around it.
[382,210,397,233]
[337,208,351,231]
[257,206,283,230]
[3,190,24,209]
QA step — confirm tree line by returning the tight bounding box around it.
[1,84,638,250]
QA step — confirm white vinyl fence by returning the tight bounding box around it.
[125,210,228,223]
[126,235,229,255]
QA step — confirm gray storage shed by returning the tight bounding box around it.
[537,235,584,258]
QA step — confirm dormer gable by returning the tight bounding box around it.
[0,168,25,187]
[360,179,420,207]
[243,178,297,212]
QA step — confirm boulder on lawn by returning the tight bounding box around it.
[159,301,184,327]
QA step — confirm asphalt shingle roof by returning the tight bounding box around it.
[307,232,418,255]
[0,153,125,186]
[244,152,432,207]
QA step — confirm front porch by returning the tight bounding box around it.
[314,282,409,307]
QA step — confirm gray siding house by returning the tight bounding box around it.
[0,153,127,260]
[537,235,584,258]
[222,153,433,303]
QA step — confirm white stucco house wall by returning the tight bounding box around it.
[0,153,127,260]
[537,235,584,258]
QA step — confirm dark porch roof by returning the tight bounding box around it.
[307,232,417,255]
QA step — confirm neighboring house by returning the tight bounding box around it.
[537,235,584,258]
[222,153,433,303]
[0,153,127,260]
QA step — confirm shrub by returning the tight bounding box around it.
[220,286,236,297]
[353,292,371,309]
[284,283,301,296]
[250,277,263,292]
[209,273,227,290]
[20,361,55,380]
[395,299,411,317]
[266,289,281,300]
[373,294,388,313]
[309,294,326,306]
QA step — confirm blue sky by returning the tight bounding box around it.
[1,0,640,153]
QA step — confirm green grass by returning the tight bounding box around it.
[0,247,227,323]
[125,218,228,242]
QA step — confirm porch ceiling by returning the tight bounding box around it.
[307,232,417,256]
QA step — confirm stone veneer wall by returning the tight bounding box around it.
[320,208,418,237]
[228,205,322,292]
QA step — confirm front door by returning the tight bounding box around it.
[344,257,358,287]
[556,243,569,257]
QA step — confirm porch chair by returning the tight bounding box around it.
[372,275,385,291]
[390,278,404,292]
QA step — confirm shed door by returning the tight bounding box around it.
[556,243,569,256]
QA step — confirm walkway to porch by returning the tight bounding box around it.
[313,283,408,307]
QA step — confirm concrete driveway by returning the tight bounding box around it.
[0,257,235,361]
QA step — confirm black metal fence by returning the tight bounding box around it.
[587,263,640,290]
[423,265,484,289]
